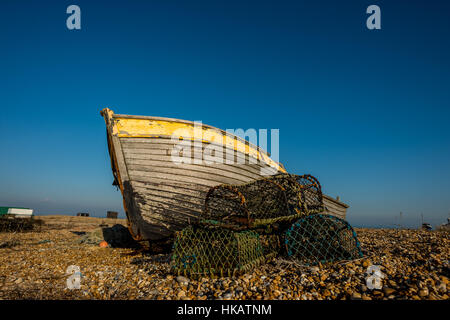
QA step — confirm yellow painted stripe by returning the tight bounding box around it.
[112,117,285,172]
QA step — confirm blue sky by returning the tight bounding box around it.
[1,0,449,228]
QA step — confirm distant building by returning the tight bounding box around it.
[76,212,89,217]
[0,207,33,218]
[107,211,118,219]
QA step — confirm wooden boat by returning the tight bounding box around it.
[101,108,349,241]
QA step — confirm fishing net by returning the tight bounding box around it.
[270,174,325,214]
[284,214,363,266]
[171,225,278,277]
[202,174,325,229]
[0,217,43,233]
[169,173,364,275]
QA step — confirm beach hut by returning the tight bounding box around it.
[107,211,118,219]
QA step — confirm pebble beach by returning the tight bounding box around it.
[0,215,448,300]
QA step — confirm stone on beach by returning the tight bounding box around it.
[0,216,448,300]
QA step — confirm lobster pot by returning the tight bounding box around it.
[284,214,363,266]
[171,226,277,277]
[203,179,290,228]
[202,174,325,229]
[259,233,281,257]
[269,174,325,214]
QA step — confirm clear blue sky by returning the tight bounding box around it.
[1,0,449,228]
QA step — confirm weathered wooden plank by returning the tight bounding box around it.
[134,187,204,209]
[138,203,199,228]
[137,193,202,218]
[120,137,263,157]
[121,139,260,155]
[323,197,347,218]
[125,158,265,180]
[122,145,263,165]
[140,206,195,227]
[123,152,270,177]
[131,181,207,199]
[130,174,215,189]
[323,199,347,211]
[127,163,257,185]
[138,204,194,227]
[116,120,270,156]
[128,169,252,187]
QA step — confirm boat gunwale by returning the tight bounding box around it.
[322,194,349,208]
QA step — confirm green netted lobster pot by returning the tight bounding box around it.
[171,225,278,278]
[284,214,363,266]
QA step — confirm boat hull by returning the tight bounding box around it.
[101,108,348,241]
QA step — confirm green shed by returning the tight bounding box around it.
[0,207,34,217]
